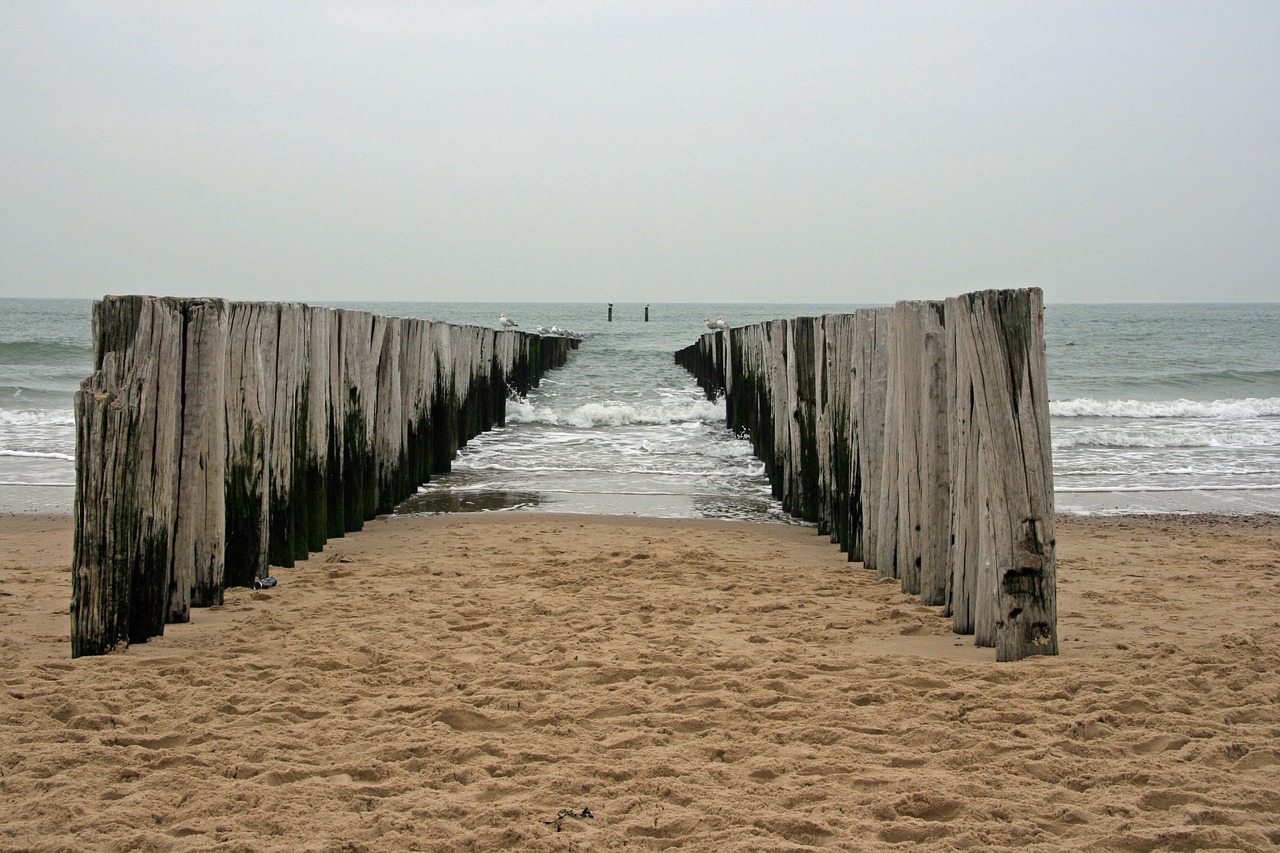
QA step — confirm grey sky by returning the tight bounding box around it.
[2,2,1277,304]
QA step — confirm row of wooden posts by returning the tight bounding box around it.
[675,288,1057,661]
[72,296,576,657]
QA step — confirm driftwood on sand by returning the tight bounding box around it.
[676,288,1057,661]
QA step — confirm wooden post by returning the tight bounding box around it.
[71,296,184,655]
[873,308,902,580]
[373,317,404,516]
[817,314,857,556]
[886,301,949,603]
[268,303,306,568]
[853,307,891,571]
[958,289,1058,660]
[172,298,229,613]
[399,318,433,498]
[223,302,275,587]
[786,317,821,523]
[302,306,334,551]
[945,294,980,635]
[338,310,376,530]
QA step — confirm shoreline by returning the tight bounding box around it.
[8,506,1280,522]
[2,511,1278,850]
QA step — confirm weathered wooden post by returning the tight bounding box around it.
[873,309,902,580]
[951,289,1058,660]
[73,373,137,656]
[223,302,276,587]
[71,296,184,656]
[765,320,791,509]
[399,318,433,500]
[373,317,405,516]
[945,294,980,636]
[268,303,307,567]
[302,306,335,551]
[338,310,377,530]
[886,301,949,603]
[171,298,229,613]
[814,314,852,548]
[856,307,892,570]
[786,317,821,523]
[917,302,951,607]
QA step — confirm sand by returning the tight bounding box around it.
[2,511,1278,852]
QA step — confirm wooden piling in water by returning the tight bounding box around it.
[72,297,576,657]
[674,288,1057,660]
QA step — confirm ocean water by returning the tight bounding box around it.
[1044,303,1280,515]
[1,298,1277,519]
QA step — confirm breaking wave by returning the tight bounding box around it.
[507,399,726,428]
[0,410,75,426]
[1050,397,1280,419]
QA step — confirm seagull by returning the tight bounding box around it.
[536,324,549,335]
[498,314,518,329]
[713,317,730,331]
[704,318,717,330]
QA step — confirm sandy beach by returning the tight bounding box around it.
[2,511,1278,851]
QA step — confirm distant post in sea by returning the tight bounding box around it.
[645,305,650,322]
[608,303,613,322]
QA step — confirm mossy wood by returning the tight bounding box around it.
[72,297,576,657]
[675,288,1057,661]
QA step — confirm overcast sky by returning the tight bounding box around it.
[2,2,1277,304]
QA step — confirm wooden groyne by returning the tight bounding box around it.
[72,296,576,657]
[675,288,1056,661]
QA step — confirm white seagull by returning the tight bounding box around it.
[498,313,518,329]
[713,317,730,331]
[704,318,717,330]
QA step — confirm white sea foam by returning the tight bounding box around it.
[1054,464,1277,477]
[0,449,75,461]
[507,399,726,428]
[1050,397,1280,419]
[0,410,76,426]
[1056,483,1280,494]
[1052,428,1280,449]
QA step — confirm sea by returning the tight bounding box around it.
[2,298,1278,521]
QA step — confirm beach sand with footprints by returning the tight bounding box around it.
[3,512,1279,851]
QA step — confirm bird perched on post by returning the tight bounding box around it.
[499,314,518,329]
[713,317,730,331]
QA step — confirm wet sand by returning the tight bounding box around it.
[2,511,1278,851]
